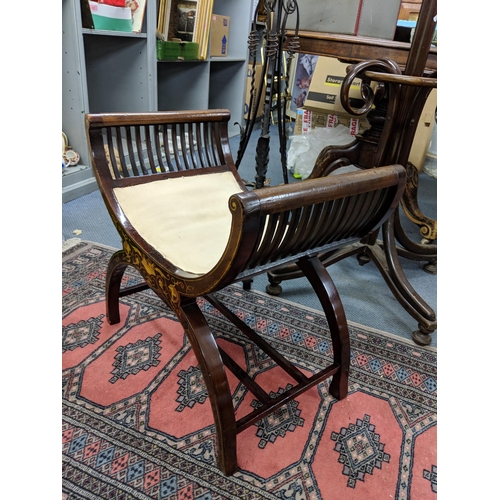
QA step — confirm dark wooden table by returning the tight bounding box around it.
[284,30,437,73]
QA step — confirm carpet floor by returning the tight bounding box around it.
[63,241,437,499]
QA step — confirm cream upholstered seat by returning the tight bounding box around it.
[114,171,243,275]
[86,109,406,476]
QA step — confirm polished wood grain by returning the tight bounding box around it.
[284,30,437,72]
[87,109,406,475]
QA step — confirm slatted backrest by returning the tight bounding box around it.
[86,110,238,186]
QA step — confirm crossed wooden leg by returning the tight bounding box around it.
[103,252,350,475]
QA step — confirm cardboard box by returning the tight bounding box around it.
[244,64,265,119]
[210,14,230,57]
[303,57,370,121]
[294,108,370,137]
[296,89,436,172]
[409,89,437,172]
[285,0,400,40]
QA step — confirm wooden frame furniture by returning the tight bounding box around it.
[86,109,406,475]
[285,30,436,73]
[271,0,437,346]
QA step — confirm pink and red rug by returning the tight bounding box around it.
[63,241,437,499]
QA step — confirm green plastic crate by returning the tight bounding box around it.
[157,41,200,61]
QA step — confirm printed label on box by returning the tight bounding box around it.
[350,119,359,136]
[307,91,337,105]
[325,74,361,89]
[304,57,368,116]
[327,114,337,128]
[302,109,312,134]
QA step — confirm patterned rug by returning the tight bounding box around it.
[62,241,437,499]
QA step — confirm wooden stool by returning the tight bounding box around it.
[86,109,406,474]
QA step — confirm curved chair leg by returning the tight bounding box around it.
[106,250,129,324]
[178,298,238,475]
[105,249,238,473]
[423,259,437,275]
[380,215,436,345]
[242,278,253,291]
[297,256,350,400]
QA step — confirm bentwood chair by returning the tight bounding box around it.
[86,109,406,475]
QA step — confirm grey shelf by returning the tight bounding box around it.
[62,165,97,203]
[62,0,254,202]
[81,29,148,38]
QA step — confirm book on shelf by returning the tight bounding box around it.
[156,0,213,59]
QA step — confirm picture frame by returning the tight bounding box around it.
[286,53,319,119]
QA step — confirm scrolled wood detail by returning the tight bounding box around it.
[401,163,437,240]
[340,58,402,116]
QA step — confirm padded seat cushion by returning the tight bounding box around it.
[114,171,244,275]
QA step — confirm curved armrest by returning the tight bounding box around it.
[363,71,437,88]
[220,165,406,284]
[245,164,405,212]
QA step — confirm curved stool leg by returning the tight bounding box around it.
[106,250,129,324]
[179,299,238,475]
[104,248,238,473]
[297,256,350,400]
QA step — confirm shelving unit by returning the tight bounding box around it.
[62,0,254,202]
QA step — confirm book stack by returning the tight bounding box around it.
[157,0,214,60]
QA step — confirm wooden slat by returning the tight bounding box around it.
[133,126,149,175]
[187,122,199,169]
[86,109,232,128]
[144,125,158,174]
[218,347,271,404]
[125,127,140,176]
[296,204,325,254]
[115,127,129,178]
[335,194,367,241]
[105,128,121,179]
[247,213,280,268]
[235,364,339,433]
[308,199,336,248]
[195,122,208,168]
[206,294,308,384]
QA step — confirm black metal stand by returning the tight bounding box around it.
[235,0,300,188]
